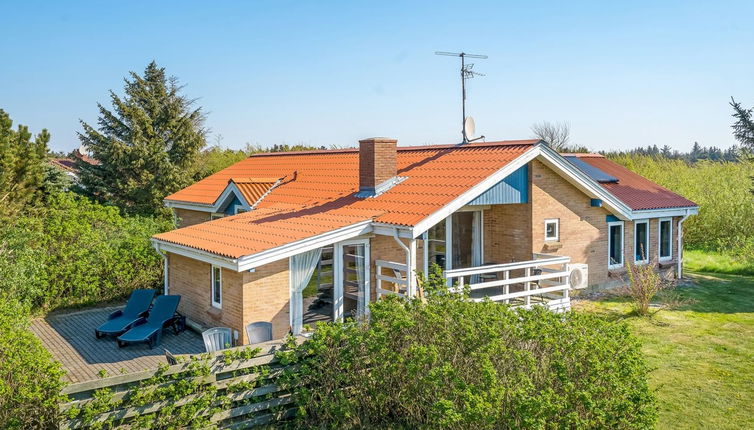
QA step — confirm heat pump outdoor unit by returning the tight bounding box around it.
[568,264,589,289]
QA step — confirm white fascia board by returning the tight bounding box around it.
[164,182,252,213]
[410,145,543,237]
[536,145,634,219]
[629,206,699,219]
[220,182,252,210]
[150,238,239,271]
[372,223,413,238]
[237,220,373,271]
[164,201,215,212]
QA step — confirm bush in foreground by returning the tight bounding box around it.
[289,295,657,429]
[0,299,65,429]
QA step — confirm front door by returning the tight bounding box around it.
[334,239,370,321]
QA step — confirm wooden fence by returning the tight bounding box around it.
[58,339,300,429]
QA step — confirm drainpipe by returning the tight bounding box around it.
[676,209,691,279]
[393,228,416,297]
[152,242,169,295]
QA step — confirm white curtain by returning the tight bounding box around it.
[290,248,322,335]
[355,246,366,318]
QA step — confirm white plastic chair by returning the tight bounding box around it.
[246,322,273,344]
[202,327,233,353]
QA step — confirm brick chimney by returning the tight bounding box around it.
[358,137,398,197]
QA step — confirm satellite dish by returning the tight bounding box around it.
[464,116,476,139]
[78,143,90,156]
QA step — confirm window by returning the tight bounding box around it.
[608,221,624,269]
[211,265,222,308]
[544,219,559,241]
[210,213,224,220]
[659,218,672,261]
[634,220,649,263]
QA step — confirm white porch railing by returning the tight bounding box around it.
[444,254,571,311]
[376,259,409,298]
[376,254,572,312]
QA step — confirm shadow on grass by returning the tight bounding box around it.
[576,270,754,317]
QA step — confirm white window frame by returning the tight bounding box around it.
[608,221,624,270]
[634,219,649,264]
[211,265,222,309]
[658,217,673,261]
[544,218,559,241]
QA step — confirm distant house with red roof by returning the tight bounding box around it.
[49,146,99,181]
[151,138,698,343]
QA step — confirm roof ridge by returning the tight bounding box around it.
[562,153,604,158]
[249,139,540,157]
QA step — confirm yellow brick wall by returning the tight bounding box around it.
[241,259,290,343]
[174,208,211,228]
[167,253,244,339]
[483,203,532,264]
[530,160,611,286]
[370,234,410,301]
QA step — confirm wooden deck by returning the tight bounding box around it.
[30,305,205,383]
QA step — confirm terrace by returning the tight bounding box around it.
[30,305,205,383]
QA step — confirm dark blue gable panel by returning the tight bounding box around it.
[221,195,244,215]
[469,164,528,205]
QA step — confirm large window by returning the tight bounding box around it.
[608,221,624,269]
[427,220,447,269]
[659,218,672,261]
[211,265,222,308]
[634,220,649,263]
[451,211,482,269]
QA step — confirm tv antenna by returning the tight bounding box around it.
[435,51,488,143]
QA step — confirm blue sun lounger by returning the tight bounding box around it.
[95,289,155,338]
[116,295,182,349]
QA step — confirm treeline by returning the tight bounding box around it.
[608,154,754,263]
[603,142,742,162]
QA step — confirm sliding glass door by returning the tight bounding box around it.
[334,239,370,321]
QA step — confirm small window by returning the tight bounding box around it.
[659,218,672,261]
[544,219,559,241]
[211,265,222,309]
[608,221,624,269]
[634,220,649,263]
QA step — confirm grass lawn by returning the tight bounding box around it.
[575,271,754,429]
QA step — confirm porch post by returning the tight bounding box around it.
[445,215,452,288]
[163,254,169,295]
[408,238,417,296]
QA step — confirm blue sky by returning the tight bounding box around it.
[1,1,752,152]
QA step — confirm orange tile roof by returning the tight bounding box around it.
[567,154,697,210]
[156,140,538,258]
[229,177,280,206]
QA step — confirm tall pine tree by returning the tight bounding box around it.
[77,62,206,215]
[0,109,49,215]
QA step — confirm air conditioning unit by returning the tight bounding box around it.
[568,264,589,289]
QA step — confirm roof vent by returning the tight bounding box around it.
[357,137,402,198]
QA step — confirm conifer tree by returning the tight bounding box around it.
[0,109,49,214]
[77,61,206,215]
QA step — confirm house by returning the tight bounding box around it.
[151,138,698,343]
[49,145,99,182]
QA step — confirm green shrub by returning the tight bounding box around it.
[608,155,754,253]
[289,295,657,429]
[0,192,171,311]
[0,299,65,429]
